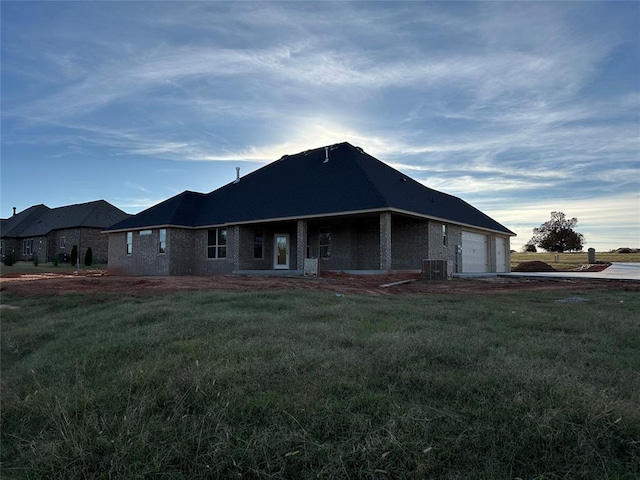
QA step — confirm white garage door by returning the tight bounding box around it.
[495,237,507,273]
[462,231,489,273]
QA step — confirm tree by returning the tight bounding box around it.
[530,212,585,253]
[84,247,93,266]
[71,245,78,266]
[522,242,537,253]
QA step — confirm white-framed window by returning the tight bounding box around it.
[22,239,33,255]
[443,225,448,246]
[60,236,66,249]
[139,230,152,236]
[158,229,166,254]
[319,227,331,258]
[207,228,227,259]
[0,239,4,256]
[126,232,133,255]
[254,229,264,259]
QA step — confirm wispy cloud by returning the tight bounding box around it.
[123,180,150,194]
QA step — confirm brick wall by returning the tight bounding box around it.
[427,222,462,271]
[168,228,196,275]
[192,228,236,275]
[391,216,429,270]
[106,217,510,276]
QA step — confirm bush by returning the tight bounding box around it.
[84,247,93,266]
[53,257,58,267]
[70,245,78,266]
[32,255,39,267]
[3,252,17,266]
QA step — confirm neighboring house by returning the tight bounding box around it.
[105,143,515,276]
[1,200,130,264]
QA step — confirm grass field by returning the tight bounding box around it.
[510,252,640,271]
[2,289,639,479]
[0,262,107,276]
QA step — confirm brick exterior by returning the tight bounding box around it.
[7,227,111,263]
[427,222,462,272]
[390,216,429,270]
[380,212,392,272]
[107,213,511,276]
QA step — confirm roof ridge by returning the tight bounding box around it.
[344,144,391,207]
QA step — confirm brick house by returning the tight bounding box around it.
[105,143,515,276]
[1,200,130,264]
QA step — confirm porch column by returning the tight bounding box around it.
[296,220,307,271]
[380,212,392,272]
[231,225,241,271]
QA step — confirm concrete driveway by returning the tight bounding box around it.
[504,262,640,281]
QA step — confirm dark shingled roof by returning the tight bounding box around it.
[105,191,207,231]
[1,204,50,238]
[106,143,514,235]
[2,201,130,238]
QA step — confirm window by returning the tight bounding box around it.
[22,239,33,255]
[139,230,152,236]
[0,239,4,256]
[443,225,448,246]
[158,229,166,254]
[207,228,227,259]
[60,237,66,249]
[254,229,264,259]
[319,227,331,258]
[126,232,133,255]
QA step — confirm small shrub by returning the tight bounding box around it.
[84,247,93,266]
[70,245,78,266]
[32,255,39,267]
[53,257,58,267]
[3,252,17,266]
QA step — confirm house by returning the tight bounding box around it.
[105,143,515,276]
[1,200,130,264]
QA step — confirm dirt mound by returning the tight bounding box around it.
[512,261,556,272]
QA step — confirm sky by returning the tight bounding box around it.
[1,1,638,251]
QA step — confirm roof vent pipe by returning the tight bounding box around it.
[234,167,241,184]
[13,207,17,216]
[323,146,329,164]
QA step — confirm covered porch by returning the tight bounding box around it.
[231,211,430,275]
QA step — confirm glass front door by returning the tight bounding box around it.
[273,234,289,269]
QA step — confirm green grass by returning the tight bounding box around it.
[0,262,107,275]
[511,252,640,271]
[2,289,639,479]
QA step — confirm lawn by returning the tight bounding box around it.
[2,289,639,479]
[510,251,640,271]
[0,261,107,276]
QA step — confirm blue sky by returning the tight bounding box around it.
[1,1,638,251]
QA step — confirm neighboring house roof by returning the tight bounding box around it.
[1,200,131,238]
[106,142,515,235]
[1,204,50,238]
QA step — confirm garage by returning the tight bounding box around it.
[461,231,489,273]
[495,237,508,273]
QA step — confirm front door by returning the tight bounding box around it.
[274,234,290,269]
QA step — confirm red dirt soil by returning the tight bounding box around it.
[1,270,637,297]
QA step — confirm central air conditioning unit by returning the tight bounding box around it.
[421,259,453,280]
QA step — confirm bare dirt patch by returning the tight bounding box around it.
[512,261,556,272]
[1,271,638,297]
